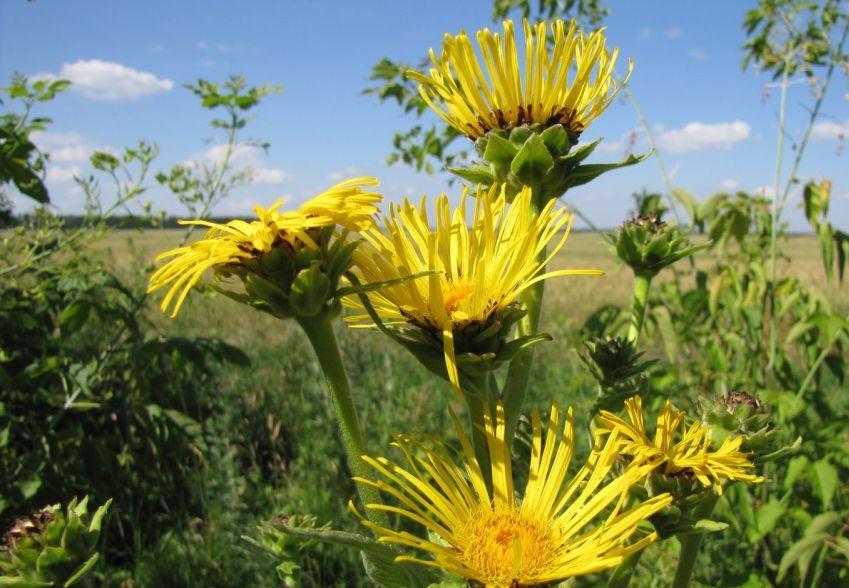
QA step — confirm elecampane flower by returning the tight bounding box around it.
[346,184,601,393]
[596,395,763,493]
[148,177,381,316]
[351,403,671,587]
[408,19,631,139]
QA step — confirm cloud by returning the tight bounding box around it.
[720,179,739,191]
[327,166,362,181]
[33,60,173,100]
[188,143,290,185]
[31,131,113,165]
[688,48,709,61]
[811,118,849,141]
[594,130,640,155]
[656,120,751,153]
[46,166,82,183]
[664,26,683,39]
[755,185,777,198]
[639,27,652,39]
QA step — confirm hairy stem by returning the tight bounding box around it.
[671,493,719,588]
[464,374,493,493]
[502,187,548,445]
[297,314,388,528]
[627,273,652,344]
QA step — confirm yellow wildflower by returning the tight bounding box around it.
[346,184,601,394]
[408,19,631,139]
[351,403,671,587]
[148,177,381,316]
[596,396,764,494]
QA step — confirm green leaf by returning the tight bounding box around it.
[672,188,698,225]
[539,124,570,154]
[810,458,838,507]
[750,499,786,541]
[510,134,553,186]
[563,150,651,190]
[482,132,518,167]
[64,553,100,587]
[59,301,91,333]
[290,263,331,317]
[337,270,437,298]
[446,164,495,186]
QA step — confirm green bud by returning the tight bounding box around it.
[580,336,657,412]
[1,497,111,587]
[449,124,648,204]
[609,215,706,278]
[706,390,796,461]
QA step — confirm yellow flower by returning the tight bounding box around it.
[408,19,631,140]
[596,396,764,494]
[346,184,601,394]
[351,403,672,587]
[148,177,381,316]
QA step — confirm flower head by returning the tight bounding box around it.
[351,403,671,587]
[408,19,631,140]
[148,177,381,316]
[346,184,601,394]
[596,396,764,493]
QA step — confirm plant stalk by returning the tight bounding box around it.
[297,314,388,528]
[627,273,652,344]
[502,186,548,445]
[671,493,719,588]
[464,374,493,493]
[767,58,791,370]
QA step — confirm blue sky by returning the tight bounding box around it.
[2,0,847,229]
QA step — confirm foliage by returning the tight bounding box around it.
[1,496,111,587]
[155,75,282,226]
[0,74,70,207]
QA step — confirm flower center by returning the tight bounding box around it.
[457,509,557,586]
[443,279,474,314]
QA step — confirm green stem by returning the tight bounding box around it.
[297,314,389,528]
[464,375,493,493]
[502,186,548,445]
[606,549,644,588]
[671,493,719,588]
[627,273,652,344]
[767,58,791,370]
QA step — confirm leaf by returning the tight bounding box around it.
[539,124,570,154]
[482,132,518,167]
[562,150,651,190]
[810,458,838,507]
[672,188,698,225]
[510,134,554,186]
[64,553,100,587]
[337,270,437,298]
[750,499,785,541]
[447,164,495,185]
[784,455,809,489]
[59,301,91,333]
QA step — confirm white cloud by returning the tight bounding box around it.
[657,120,750,153]
[188,143,290,185]
[665,26,683,39]
[811,118,849,141]
[33,59,173,100]
[195,40,236,53]
[688,48,709,61]
[720,179,739,191]
[31,131,113,165]
[594,130,639,155]
[639,27,652,39]
[328,166,362,181]
[46,166,82,183]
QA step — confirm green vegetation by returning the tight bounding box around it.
[2,0,849,586]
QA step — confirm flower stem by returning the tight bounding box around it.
[627,273,652,344]
[464,375,493,493]
[606,550,644,588]
[297,314,389,528]
[502,186,547,445]
[671,493,719,588]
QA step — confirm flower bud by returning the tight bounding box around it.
[1,497,111,587]
[609,215,705,277]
